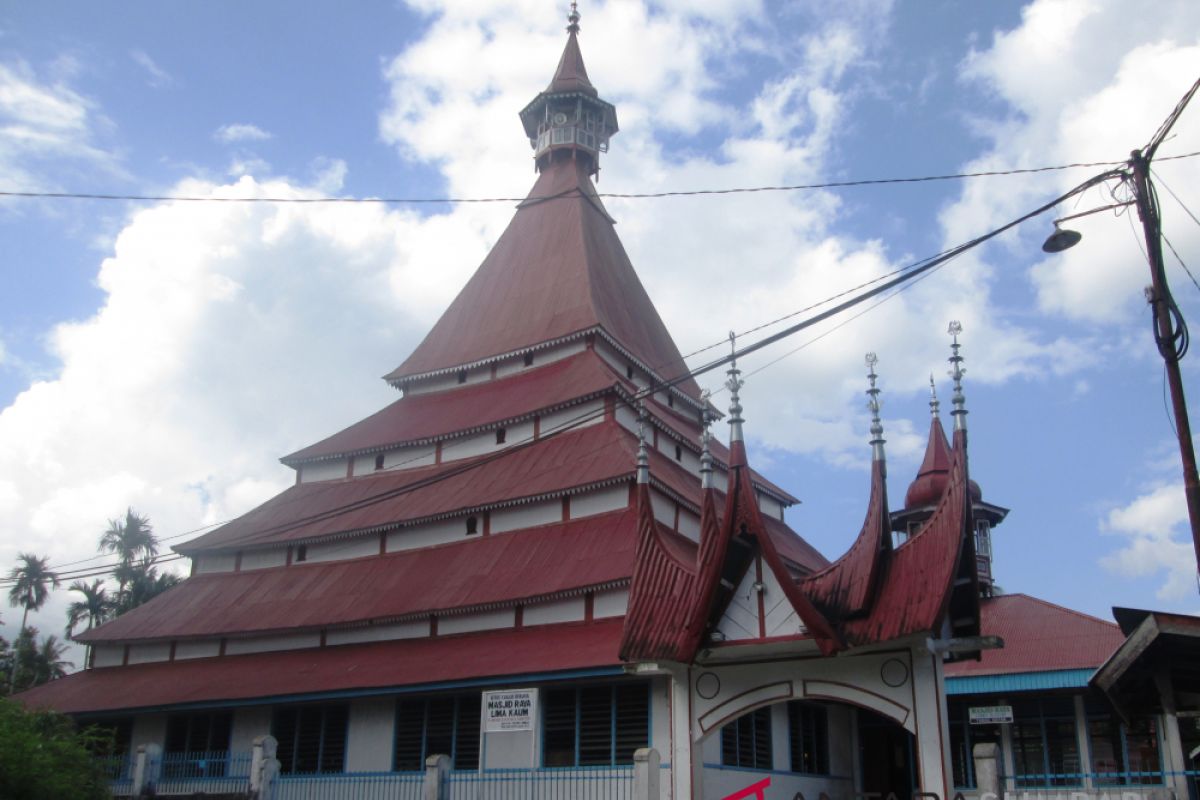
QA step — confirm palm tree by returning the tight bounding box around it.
[65,580,115,639]
[7,553,59,692]
[99,508,158,594]
[34,634,72,683]
[115,560,181,615]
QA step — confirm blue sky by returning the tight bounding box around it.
[2,0,1199,658]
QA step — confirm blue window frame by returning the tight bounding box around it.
[542,682,649,767]
[271,703,348,775]
[1086,700,1163,785]
[1011,698,1081,788]
[720,706,772,770]
[394,693,481,771]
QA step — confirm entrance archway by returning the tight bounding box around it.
[858,708,914,800]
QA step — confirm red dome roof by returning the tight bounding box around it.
[905,416,981,508]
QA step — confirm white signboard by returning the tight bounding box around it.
[969,705,1013,725]
[484,689,538,732]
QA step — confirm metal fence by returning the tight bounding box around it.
[96,753,132,796]
[273,770,425,800]
[447,765,636,800]
[153,749,253,795]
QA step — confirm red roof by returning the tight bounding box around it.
[944,594,1123,677]
[20,620,625,715]
[284,351,625,464]
[384,157,699,397]
[84,509,642,643]
[548,28,596,96]
[905,415,953,508]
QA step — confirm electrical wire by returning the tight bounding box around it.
[1152,170,1200,232]
[1162,230,1200,295]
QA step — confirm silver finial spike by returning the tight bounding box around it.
[699,390,715,489]
[929,374,940,418]
[725,332,745,443]
[567,1,581,33]
[635,401,650,484]
[947,321,967,432]
[865,353,886,463]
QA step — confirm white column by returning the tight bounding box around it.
[668,666,703,800]
[972,742,1002,798]
[1155,668,1189,798]
[1073,694,1094,790]
[423,753,451,800]
[910,645,952,798]
[635,747,662,800]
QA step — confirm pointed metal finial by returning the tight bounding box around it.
[699,390,715,489]
[567,1,581,33]
[635,401,650,484]
[928,375,940,418]
[947,321,967,432]
[725,331,745,443]
[865,353,886,463]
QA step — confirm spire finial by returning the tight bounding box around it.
[567,1,581,33]
[865,353,886,463]
[947,321,967,432]
[636,400,650,484]
[725,331,745,443]
[929,374,940,418]
[699,390,715,489]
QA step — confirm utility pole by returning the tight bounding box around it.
[1129,149,1200,579]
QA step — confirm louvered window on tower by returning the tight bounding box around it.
[721,706,772,770]
[393,693,481,771]
[787,701,830,774]
[272,704,348,775]
[541,682,649,767]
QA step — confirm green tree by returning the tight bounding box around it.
[99,509,158,592]
[6,554,59,693]
[8,628,73,693]
[65,580,115,639]
[115,558,181,615]
[0,698,109,800]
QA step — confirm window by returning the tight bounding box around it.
[1086,700,1163,785]
[164,712,233,778]
[625,365,634,380]
[375,453,385,471]
[394,694,481,771]
[457,370,467,384]
[674,444,683,462]
[272,704,348,774]
[495,428,507,445]
[295,545,307,563]
[543,682,649,767]
[1011,698,1081,787]
[85,717,134,780]
[947,699,1001,788]
[523,352,534,367]
[465,516,479,536]
[667,395,674,408]
[788,702,829,774]
[721,706,772,770]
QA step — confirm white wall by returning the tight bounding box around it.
[307,536,379,563]
[677,509,700,542]
[650,491,675,528]
[540,398,604,434]
[224,632,321,656]
[175,639,220,660]
[757,493,785,521]
[194,552,237,575]
[496,339,587,378]
[300,459,348,483]
[491,499,561,534]
[240,548,287,571]
[92,644,125,668]
[439,608,515,636]
[615,403,640,434]
[230,706,272,753]
[593,588,629,619]
[127,642,171,665]
[442,420,535,463]
[406,364,491,396]
[347,698,396,772]
[524,597,586,626]
[386,518,470,552]
[353,445,438,475]
[570,484,628,518]
[326,620,428,646]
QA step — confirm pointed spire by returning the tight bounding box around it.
[635,400,650,484]
[948,321,967,432]
[928,374,940,418]
[548,3,597,96]
[567,1,581,34]
[699,390,715,490]
[865,353,886,464]
[725,332,745,444]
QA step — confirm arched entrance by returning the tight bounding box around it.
[858,708,915,800]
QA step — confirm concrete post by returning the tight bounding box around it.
[250,735,278,799]
[131,743,162,797]
[1154,667,1190,800]
[635,747,661,800]
[971,742,1002,799]
[423,753,451,800]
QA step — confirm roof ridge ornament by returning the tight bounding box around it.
[948,321,967,432]
[865,353,886,464]
[929,374,940,418]
[635,400,650,484]
[725,332,745,443]
[699,389,715,489]
[567,1,581,33]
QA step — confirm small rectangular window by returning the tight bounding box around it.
[625,365,634,380]
[523,352,534,367]
[375,453,385,471]
[721,706,772,770]
[496,428,507,445]
[295,545,307,563]
[667,395,675,408]
[457,370,467,384]
[674,444,683,461]
[465,516,478,536]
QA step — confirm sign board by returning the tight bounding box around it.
[969,705,1013,725]
[483,689,538,732]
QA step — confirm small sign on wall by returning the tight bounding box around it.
[969,705,1013,724]
[483,689,538,732]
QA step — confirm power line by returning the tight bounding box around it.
[4,155,1192,206]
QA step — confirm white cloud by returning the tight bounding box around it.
[130,49,173,88]
[1101,481,1196,599]
[214,123,274,143]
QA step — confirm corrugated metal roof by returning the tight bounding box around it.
[384,156,699,397]
[943,593,1123,677]
[82,508,642,643]
[547,27,596,96]
[945,668,1095,695]
[21,619,626,715]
